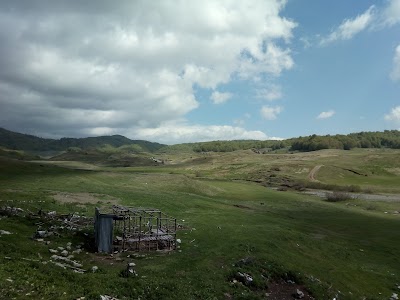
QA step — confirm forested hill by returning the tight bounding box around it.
[1,127,400,153]
[160,130,400,153]
[288,130,400,151]
[0,128,165,152]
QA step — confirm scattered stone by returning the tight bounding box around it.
[176,239,181,244]
[294,288,304,299]
[72,249,82,254]
[36,230,46,238]
[6,278,13,282]
[58,247,65,251]
[391,293,399,300]
[235,272,253,286]
[92,266,98,273]
[49,249,58,254]
[36,238,44,242]
[0,230,12,235]
[61,250,69,257]
[287,279,295,284]
[100,295,119,300]
[1,206,24,215]
[121,262,138,277]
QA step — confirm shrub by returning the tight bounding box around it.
[325,191,352,202]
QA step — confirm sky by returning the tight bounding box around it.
[0,0,399,144]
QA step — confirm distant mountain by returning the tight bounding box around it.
[0,127,165,152]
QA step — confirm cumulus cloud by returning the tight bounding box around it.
[320,6,375,45]
[256,84,282,101]
[210,91,233,104]
[260,105,283,120]
[379,0,400,27]
[390,44,400,82]
[317,110,335,120]
[129,122,269,144]
[0,1,296,142]
[384,106,400,122]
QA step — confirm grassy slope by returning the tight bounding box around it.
[0,155,399,299]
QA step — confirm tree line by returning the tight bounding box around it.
[186,130,400,153]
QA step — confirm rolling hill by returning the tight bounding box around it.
[0,127,165,152]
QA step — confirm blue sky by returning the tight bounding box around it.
[189,0,400,139]
[0,0,399,144]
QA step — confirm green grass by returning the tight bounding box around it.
[0,153,399,299]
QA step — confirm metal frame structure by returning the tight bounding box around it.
[95,205,177,252]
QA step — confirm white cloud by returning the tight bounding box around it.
[384,106,400,122]
[0,1,297,140]
[379,0,400,27]
[256,84,282,101]
[390,44,400,82]
[260,105,283,120]
[317,110,335,120]
[320,6,375,45]
[130,122,269,144]
[210,91,233,104]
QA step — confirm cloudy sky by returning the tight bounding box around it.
[0,0,399,144]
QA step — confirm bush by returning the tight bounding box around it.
[325,191,352,202]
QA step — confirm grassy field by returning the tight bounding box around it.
[0,149,399,299]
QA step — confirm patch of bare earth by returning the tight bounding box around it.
[308,165,323,182]
[267,281,315,300]
[52,192,119,205]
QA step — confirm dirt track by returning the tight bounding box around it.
[308,165,323,182]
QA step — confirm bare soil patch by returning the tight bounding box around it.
[52,192,119,205]
[308,165,323,182]
[267,280,315,300]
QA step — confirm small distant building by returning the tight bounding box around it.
[94,205,177,253]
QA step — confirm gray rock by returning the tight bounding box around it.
[100,295,120,300]
[0,230,12,235]
[49,249,58,254]
[236,272,253,286]
[391,293,399,300]
[61,250,69,257]
[92,266,98,273]
[295,289,304,299]
[36,230,46,237]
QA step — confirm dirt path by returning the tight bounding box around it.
[308,165,323,182]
